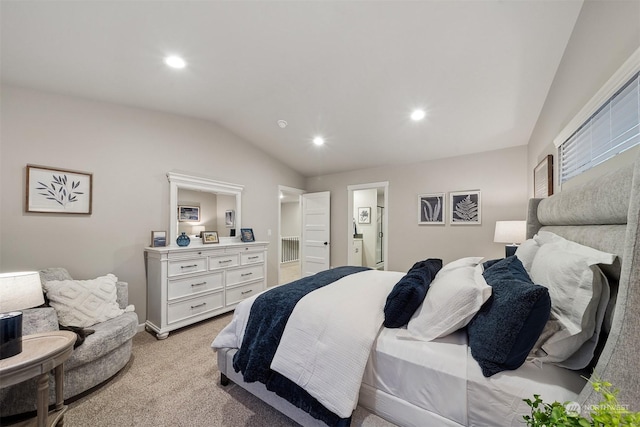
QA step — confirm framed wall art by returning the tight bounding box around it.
[357,207,371,224]
[26,164,93,214]
[178,205,200,222]
[534,154,554,198]
[450,190,481,225]
[202,231,219,244]
[225,210,235,227]
[418,193,445,225]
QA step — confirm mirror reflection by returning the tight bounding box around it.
[177,189,237,239]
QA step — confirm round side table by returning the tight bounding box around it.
[0,331,76,427]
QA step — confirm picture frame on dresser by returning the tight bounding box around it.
[151,231,167,247]
[241,228,255,242]
[202,231,219,244]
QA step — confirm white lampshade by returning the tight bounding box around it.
[493,221,526,244]
[0,271,45,313]
[191,225,205,237]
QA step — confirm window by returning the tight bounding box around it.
[555,48,640,184]
[559,72,639,183]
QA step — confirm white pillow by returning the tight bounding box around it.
[439,256,484,272]
[515,238,539,272]
[43,274,129,327]
[529,237,615,366]
[398,262,491,342]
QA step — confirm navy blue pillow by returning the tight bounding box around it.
[383,258,442,328]
[468,256,551,377]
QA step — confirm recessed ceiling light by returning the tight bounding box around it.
[277,120,288,128]
[411,109,426,121]
[164,55,186,69]
[313,136,325,146]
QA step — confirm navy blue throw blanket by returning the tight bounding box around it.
[233,266,370,426]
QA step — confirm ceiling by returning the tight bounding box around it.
[1,1,583,177]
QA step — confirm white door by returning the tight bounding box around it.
[301,191,331,277]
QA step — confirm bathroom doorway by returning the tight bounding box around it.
[347,182,388,270]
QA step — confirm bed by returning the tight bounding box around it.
[212,154,640,427]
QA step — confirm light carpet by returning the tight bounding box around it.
[59,312,396,427]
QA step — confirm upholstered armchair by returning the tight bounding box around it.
[0,268,138,417]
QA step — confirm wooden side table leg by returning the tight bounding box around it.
[54,363,65,425]
[36,372,49,427]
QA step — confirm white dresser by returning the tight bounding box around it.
[144,241,268,339]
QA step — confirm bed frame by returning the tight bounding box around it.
[217,154,640,425]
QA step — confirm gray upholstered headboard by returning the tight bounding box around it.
[526,154,640,411]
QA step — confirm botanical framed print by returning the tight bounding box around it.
[450,190,481,225]
[240,228,255,242]
[151,231,167,247]
[418,193,445,225]
[178,205,200,222]
[225,210,235,227]
[26,164,93,214]
[358,207,371,224]
[534,154,554,198]
[202,231,219,244]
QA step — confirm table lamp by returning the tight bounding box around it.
[494,220,526,257]
[0,271,45,359]
[191,225,205,239]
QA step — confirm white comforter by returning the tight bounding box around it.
[212,269,404,419]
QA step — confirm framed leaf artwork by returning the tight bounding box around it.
[26,164,93,214]
[418,193,445,225]
[450,190,481,225]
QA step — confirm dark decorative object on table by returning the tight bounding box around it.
[176,232,190,247]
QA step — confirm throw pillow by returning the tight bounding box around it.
[42,274,127,328]
[398,259,491,341]
[528,237,615,366]
[467,256,551,377]
[383,258,442,328]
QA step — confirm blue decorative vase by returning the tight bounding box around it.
[176,232,190,247]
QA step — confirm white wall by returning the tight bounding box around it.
[281,202,301,237]
[0,85,305,321]
[527,0,640,186]
[307,145,528,272]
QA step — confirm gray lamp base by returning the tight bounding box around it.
[505,245,518,258]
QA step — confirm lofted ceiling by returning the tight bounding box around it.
[1,1,583,177]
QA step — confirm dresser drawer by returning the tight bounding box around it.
[241,251,264,265]
[209,254,239,270]
[167,272,224,300]
[168,258,207,277]
[167,292,224,324]
[226,281,263,306]
[226,264,264,286]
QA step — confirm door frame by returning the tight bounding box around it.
[347,181,389,269]
[277,185,304,285]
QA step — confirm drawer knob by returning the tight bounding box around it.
[248,256,259,260]
[241,272,253,277]
[241,289,253,295]
[219,259,232,264]
[191,282,207,287]
[181,264,198,269]
[191,302,206,309]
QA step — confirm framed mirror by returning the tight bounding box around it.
[167,172,243,246]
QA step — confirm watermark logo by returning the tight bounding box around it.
[565,401,582,416]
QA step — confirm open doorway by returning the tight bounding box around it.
[278,186,303,285]
[348,182,388,270]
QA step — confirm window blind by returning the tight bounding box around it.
[559,72,640,183]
